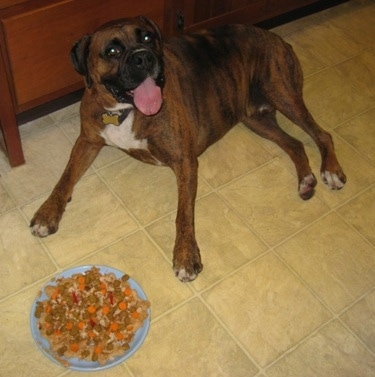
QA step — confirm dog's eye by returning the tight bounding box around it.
[142,33,152,43]
[106,46,122,57]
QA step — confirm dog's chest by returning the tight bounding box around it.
[100,110,148,151]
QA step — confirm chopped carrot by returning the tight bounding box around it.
[124,287,132,296]
[51,288,60,300]
[131,311,139,319]
[94,346,102,354]
[87,305,96,314]
[77,321,85,330]
[102,305,110,315]
[77,276,85,285]
[116,332,124,340]
[44,322,51,329]
[44,305,52,313]
[55,329,62,336]
[70,343,79,352]
[109,322,118,332]
[65,322,73,330]
[126,325,134,331]
[78,284,85,291]
[118,301,127,311]
[88,330,96,338]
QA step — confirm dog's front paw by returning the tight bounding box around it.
[173,245,203,282]
[30,200,65,237]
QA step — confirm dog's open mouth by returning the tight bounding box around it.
[129,77,163,116]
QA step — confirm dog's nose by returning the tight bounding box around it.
[130,50,155,70]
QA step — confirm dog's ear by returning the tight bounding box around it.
[138,16,162,47]
[70,35,93,88]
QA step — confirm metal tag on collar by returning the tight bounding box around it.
[102,108,132,126]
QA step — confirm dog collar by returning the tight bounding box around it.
[102,108,132,126]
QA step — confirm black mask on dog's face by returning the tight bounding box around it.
[70,16,165,116]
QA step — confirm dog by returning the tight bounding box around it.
[30,16,346,282]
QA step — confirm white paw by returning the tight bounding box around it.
[30,224,50,238]
[321,171,345,190]
[174,268,197,283]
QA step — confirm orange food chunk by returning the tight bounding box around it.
[109,322,118,332]
[77,321,85,330]
[102,305,110,315]
[124,287,132,296]
[88,330,96,338]
[132,311,140,319]
[118,302,127,310]
[87,305,96,314]
[65,322,73,330]
[77,276,85,285]
[116,332,124,340]
[70,343,79,352]
[94,346,103,354]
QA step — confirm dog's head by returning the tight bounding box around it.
[71,16,164,116]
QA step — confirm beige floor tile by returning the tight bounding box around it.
[267,320,375,377]
[79,231,193,318]
[219,159,329,246]
[198,126,273,188]
[22,174,139,267]
[99,157,211,226]
[303,68,374,128]
[285,135,375,208]
[19,115,56,139]
[146,193,268,291]
[0,287,67,377]
[336,108,375,164]
[65,365,131,377]
[203,253,331,367]
[285,21,362,68]
[0,210,56,299]
[335,49,375,102]
[0,127,74,205]
[276,213,375,313]
[319,0,375,48]
[337,186,375,246]
[340,289,375,353]
[0,182,15,214]
[126,297,258,377]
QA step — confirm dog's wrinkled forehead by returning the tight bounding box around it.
[91,17,162,53]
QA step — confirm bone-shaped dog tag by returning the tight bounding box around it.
[102,113,120,126]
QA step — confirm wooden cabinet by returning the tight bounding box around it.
[1,0,338,167]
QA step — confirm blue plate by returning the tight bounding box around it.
[30,265,150,371]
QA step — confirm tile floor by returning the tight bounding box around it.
[1,1,375,376]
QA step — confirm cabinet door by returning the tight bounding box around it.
[183,0,267,31]
[1,0,163,112]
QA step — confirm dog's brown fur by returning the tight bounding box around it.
[30,17,346,282]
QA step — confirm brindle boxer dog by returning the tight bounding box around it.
[30,16,346,282]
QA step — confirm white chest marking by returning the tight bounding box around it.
[100,110,148,151]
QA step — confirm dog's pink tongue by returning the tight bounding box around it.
[133,77,162,116]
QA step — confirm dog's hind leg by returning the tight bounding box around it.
[243,108,317,200]
[261,42,346,190]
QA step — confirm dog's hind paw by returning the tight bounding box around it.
[321,170,346,190]
[298,174,317,200]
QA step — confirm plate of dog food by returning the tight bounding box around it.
[30,265,150,371]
